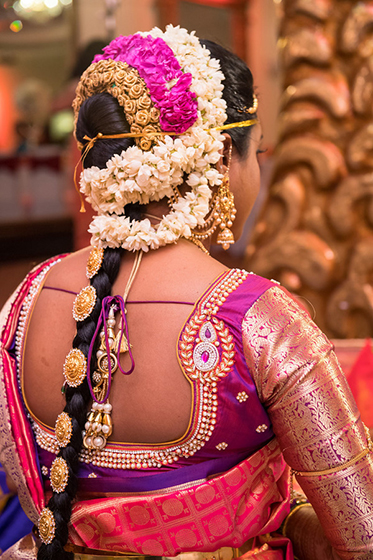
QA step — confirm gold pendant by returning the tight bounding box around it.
[83,305,119,451]
[114,330,130,353]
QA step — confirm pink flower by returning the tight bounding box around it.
[93,33,198,134]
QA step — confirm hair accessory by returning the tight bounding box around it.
[248,94,258,114]
[73,26,258,252]
[86,247,104,279]
[83,252,142,451]
[55,411,73,448]
[237,93,258,115]
[73,285,97,322]
[63,348,87,387]
[73,59,162,152]
[38,507,56,545]
[50,456,69,494]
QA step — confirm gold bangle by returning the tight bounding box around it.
[281,503,313,538]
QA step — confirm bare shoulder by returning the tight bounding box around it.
[45,246,91,292]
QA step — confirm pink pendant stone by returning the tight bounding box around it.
[205,328,211,339]
[201,351,210,363]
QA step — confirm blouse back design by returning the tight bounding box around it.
[15,259,276,488]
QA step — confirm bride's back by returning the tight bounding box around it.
[23,241,227,443]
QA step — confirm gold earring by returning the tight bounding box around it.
[215,146,236,250]
[189,145,236,252]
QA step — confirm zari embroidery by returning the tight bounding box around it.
[33,269,248,470]
[242,286,373,556]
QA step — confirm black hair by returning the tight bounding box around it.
[200,40,256,157]
[37,249,122,560]
[37,39,255,559]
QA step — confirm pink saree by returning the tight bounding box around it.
[0,257,295,559]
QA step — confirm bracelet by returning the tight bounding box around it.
[281,502,313,538]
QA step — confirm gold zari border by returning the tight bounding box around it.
[294,424,373,478]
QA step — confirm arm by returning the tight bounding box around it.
[242,286,373,560]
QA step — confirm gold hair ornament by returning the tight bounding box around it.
[73,59,161,151]
[86,247,104,279]
[79,118,259,151]
[237,93,258,115]
[55,411,73,448]
[38,507,56,545]
[50,456,69,494]
[73,285,97,322]
[74,118,258,213]
[63,348,87,388]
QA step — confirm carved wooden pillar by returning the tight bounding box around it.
[246,0,373,339]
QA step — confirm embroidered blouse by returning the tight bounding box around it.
[2,255,373,558]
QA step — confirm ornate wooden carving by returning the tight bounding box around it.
[246,0,373,338]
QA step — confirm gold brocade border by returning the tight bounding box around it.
[0,259,63,524]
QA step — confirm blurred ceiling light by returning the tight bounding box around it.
[13,0,71,20]
[44,0,59,7]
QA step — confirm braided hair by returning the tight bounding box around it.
[37,94,138,560]
[37,39,255,559]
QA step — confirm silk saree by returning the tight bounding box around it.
[1,256,373,559]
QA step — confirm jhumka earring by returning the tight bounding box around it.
[190,145,236,251]
[215,146,236,250]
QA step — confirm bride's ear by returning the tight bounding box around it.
[215,133,233,174]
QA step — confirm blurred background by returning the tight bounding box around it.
[1,2,373,549]
[0,0,281,308]
[2,0,373,343]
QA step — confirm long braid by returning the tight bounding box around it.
[38,92,136,558]
[37,248,122,560]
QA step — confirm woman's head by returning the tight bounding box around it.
[200,39,256,158]
[73,25,259,252]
